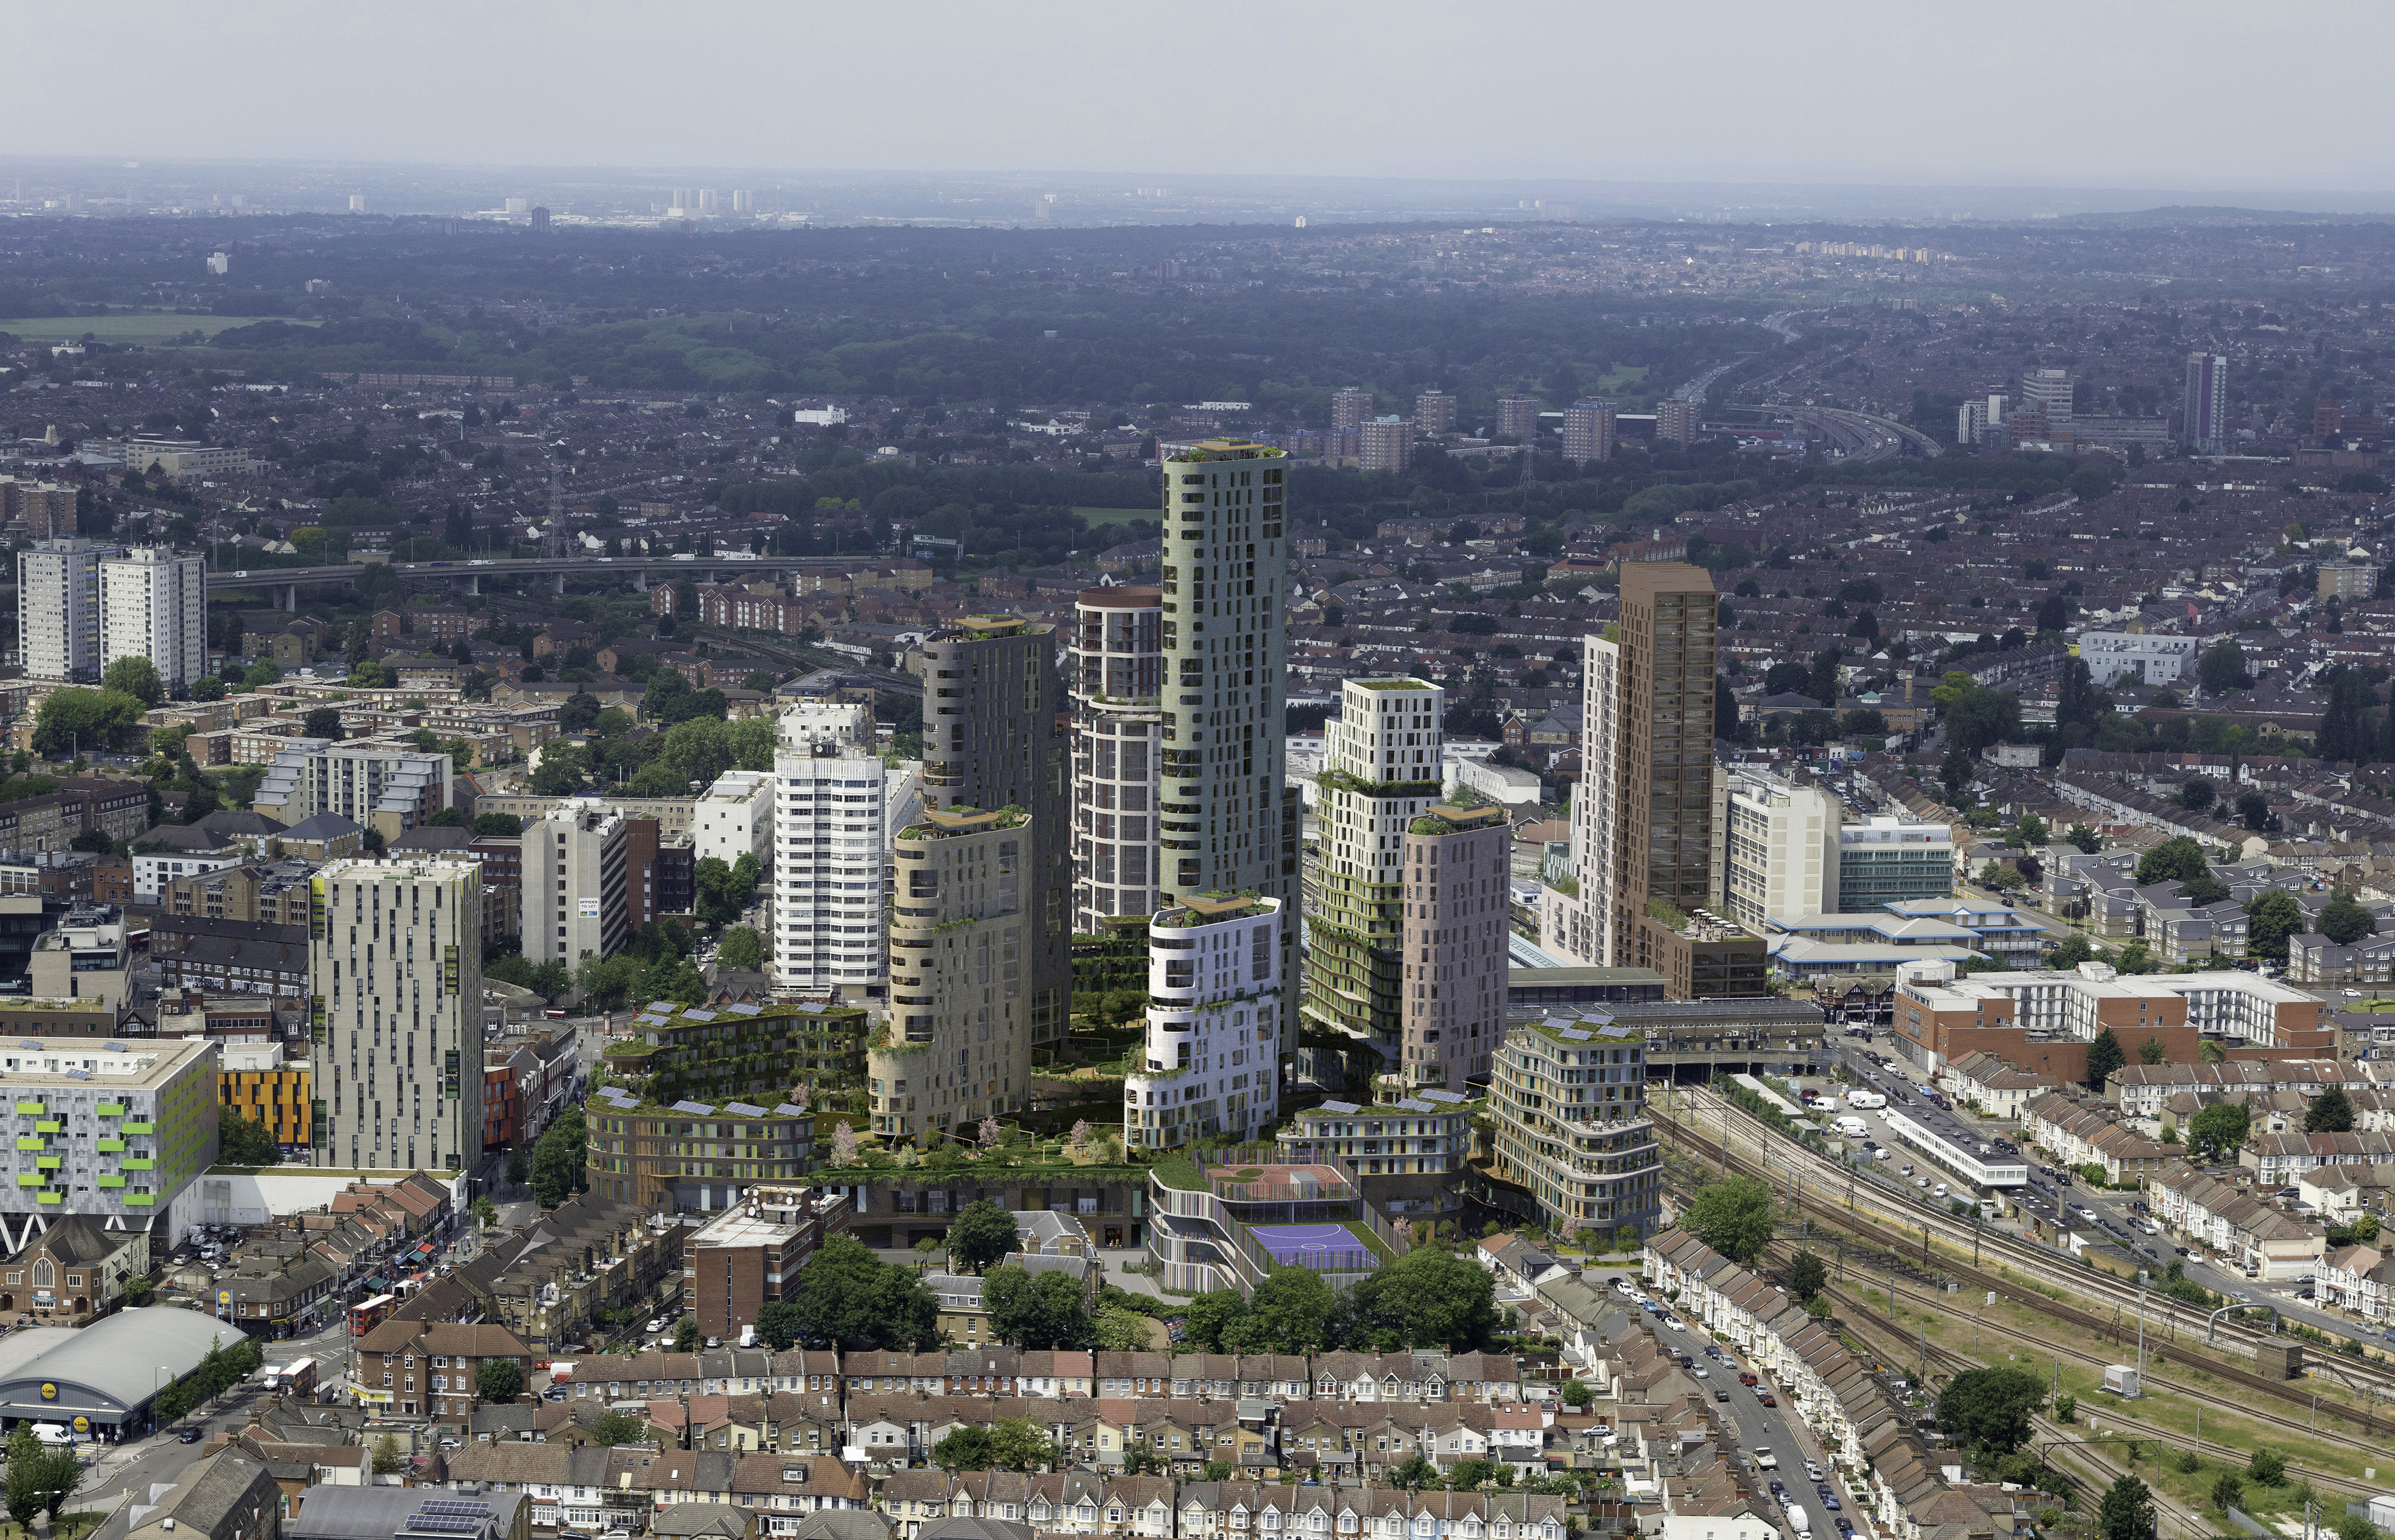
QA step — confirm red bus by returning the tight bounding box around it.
[348,1294,397,1336]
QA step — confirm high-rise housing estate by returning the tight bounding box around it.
[2019,368,2073,428]
[1360,416,1414,473]
[524,798,627,969]
[1655,399,1698,446]
[1158,439,1298,1053]
[1303,678,1444,1061]
[311,856,486,1173]
[1122,893,1283,1149]
[2184,352,2229,453]
[1490,1014,1659,1246]
[917,616,1068,1057]
[771,701,887,997]
[1956,399,1990,445]
[99,546,206,691]
[252,739,453,843]
[874,805,1039,1141]
[1413,390,1457,436]
[1718,767,1838,930]
[1400,798,1509,1090]
[1497,396,1541,442]
[731,189,754,213]
[1069,587,1163,935]
[1330,388,1374,432]
[1541,638,1617,968]
[18,538,119,682]
[1562,401,1616,464]
[0,479,78,540]
[1555,563,1763,998]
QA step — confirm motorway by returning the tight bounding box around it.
[202,553,866,594]
[1782,405,1942,462]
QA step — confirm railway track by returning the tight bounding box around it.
[1656,1097,2395,1441]
[1660,1086,2395,1383]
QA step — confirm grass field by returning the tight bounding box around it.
[1075,506,1158,528]
[1596,364,1649,392]
[0,314,317,344]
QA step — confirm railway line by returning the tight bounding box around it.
[1659,1086,2395,1386]
[1655,1089,2395,1433]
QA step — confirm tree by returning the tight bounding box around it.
[1560,1379,1594,1408]
[2248,1446,2286,1486]
[1343,1246,1499,1349]
[33,1444,79,1522]
[100,655,164,707]
[1977,861,2027,893]
[1387,1453,1442,1490]
[2085,1027,2126,1090]
[2184,1100,2252,1162]
[1249,1265,1337,1353]
[2049,932,2094,968]
[2134,837,2210,887]
[788,1236,942,1351]
[2208,1470,2244,1514]
[302,706,345,741]
[1683,1177,1774,1265]
[2246,890,2305,961]
[217,1111,282,1166]
[1093,1306,1153,1352]
[1787,1249,1827,1302]
[1179,1289,1246,1353]
[987,1416,1056,1471]
[2138,1036,2167,1065]
[716,925,764,972]
[2198,640,2250,695]
[2179,777,2216,811]
[931,1425,994,1471]
[2,1427,39,1532]
[371,1431,406,1473]
[2064,823,2104,854]
[474,1356,524,1403]
[2320,891,2378,945]
[507,1148,528,1186]
[2013,812,2049,847]
[674,1317,699,1352]
[529,1104,587,1207]
[2235,790,2275,832]
[2305,1086,2356,1134]
[1936,1366,2047,1454]
[2097,1475,2154,1540]
[69,827,113,855]
[1941,744,1975,801]
[985,1266,1092,1349]
[949,1198,1018,1275]
[475,813,524,837]
[31,687,143,758]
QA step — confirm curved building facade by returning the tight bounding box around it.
[1069,587,1163,935]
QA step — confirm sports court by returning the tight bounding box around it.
[1249,1222,1378,1272]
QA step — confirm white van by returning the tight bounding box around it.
[29,1424,71,1447]
[1835,1116,1869,1139]
[1844,1090,1886,1110]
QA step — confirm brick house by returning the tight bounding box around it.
[351,1317,533,1422]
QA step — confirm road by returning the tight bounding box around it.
[1783,405,1941,462]
[202,553,867,594]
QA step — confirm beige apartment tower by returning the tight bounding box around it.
[917,616,1069,1057]
[524,798,627,968]
[1158,439,1298,1059]
[1401,800,1509,1090]
[1069,587,1164,935]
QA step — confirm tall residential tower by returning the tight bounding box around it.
[1069,587,1163,935]
[18,538,119,683]
[2184,352,2229,454]
[1158,440,1297,1058]
[771,701,888,997]
[100,546,207,692]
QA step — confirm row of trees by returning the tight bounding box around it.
[1178,1247,1499,1353]
[528,1104,588,1208]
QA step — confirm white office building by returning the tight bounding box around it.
[99,546,206,692]
[17,538,120,683]
[1124,894,1283,1149]
[1719,768,1839,930]
[772,702,886,996]
[2019,368,2073,428]
[693,769,773,872]
[524,799,627,968]
[2076,631,2199,687]
[311,857,486,1173]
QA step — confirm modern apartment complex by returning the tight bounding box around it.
[771,701,888,997]
[917,616,1069,1055]
[1303,678,1445,1061]
[1069,587,1164,936]
[1562,401,1615,464]
[692,770,773,871]
[523,799,627,968]
[1489,1013,1660,1247]
[1122,892,1283,1149]
[1399,798,1510,1091]
[1158,439,1298,1053]
[0,1035,220,1253]
[873,805,1041,1143]
[2019,367,2074,428]
[2076,631,2198,687]
[98,546,207,691]
[1719,768,1839,930]
[310,857,487,1174]
[251,739,454,841]
[18,538,118,683]
[1541,638,1617,968]
[2184,352,2229,453]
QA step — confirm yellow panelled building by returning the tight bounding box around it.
[217,1042,312,1152]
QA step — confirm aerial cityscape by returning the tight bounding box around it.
[3,12,2395,1540]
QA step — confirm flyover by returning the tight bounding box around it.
[1787,405,1943,462]
[207,554,865,609]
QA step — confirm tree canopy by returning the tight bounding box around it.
[787,1236,942,1351]
[1683,1176,1774,1264]
[2318,891,2377,945]
[2187,1101,2251,1161]
[2244,890,2304,961]
[474,1357,524,1404]
[948,1198,1018,1274]
[2134,837,2210,887]
[1937,1366,2046,1454]
[101,655,163,706]
[2084,1027,2127,1089]
[2305,1086,2356,1134]
[984,1266,1092,1349]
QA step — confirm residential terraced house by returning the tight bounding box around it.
[486,1192,686,1354]
[2020,1092,2173,1185]
[2145,1160,2328,1279]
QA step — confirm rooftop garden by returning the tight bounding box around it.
[1317,767,1442,800]
[900,803,1027,839]
[1353,678,1432,691]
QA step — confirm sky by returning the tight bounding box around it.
[10,0,2394,198]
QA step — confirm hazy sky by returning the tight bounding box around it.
[12,0,2392,194]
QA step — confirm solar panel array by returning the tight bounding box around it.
[1556,1027,1592,1041]
[1420,1090,1465,1104]
[1395,1099,1432,1112]
[1319,1100,1360,1115]
[1596,1023,1631,1038]
[100,1041,128,1052]
[773,1103,806,1117]
[407,1519,480,1535]
[726,1004,761,1015]
[420,1503,492,1517]
[683,1010,716,1022]
[723,1102,767,1118]
[671,1099,715,1115]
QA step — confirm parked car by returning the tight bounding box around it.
[179,1427,202,1444]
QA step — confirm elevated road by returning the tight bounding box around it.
[206,554,862,606]
[1786,405,1943,462]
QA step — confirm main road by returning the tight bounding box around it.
[204,553,863,595]
[1784,405,1942,462]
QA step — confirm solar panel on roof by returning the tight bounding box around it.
[1596,1023,1630,1038]
[723,1102,767,1117]
[683,1010,716,1022]
[1319,1100,1360,1114]
[647,1001,676,1010]
[100,1041,127,1052]
[727,1003,761,1015]
[797,1002,824,1012]
[1421,1090,1465,1103]
[16,1041,37,1050]
[1541,1018,1572,1030]
[773,1103,806,1116]
[63,1069,87,1080]
[671,1100,715,1115]
[1557,1027,1592,1041]
[1395,1099,1432,1112]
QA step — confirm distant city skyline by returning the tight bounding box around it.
[5,1,2392,201]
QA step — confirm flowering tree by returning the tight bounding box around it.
[1069,1119,1092,1147]
[831,1122,858,1165]
[979,1116,1002,1148]
[789,1084,811,1110]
